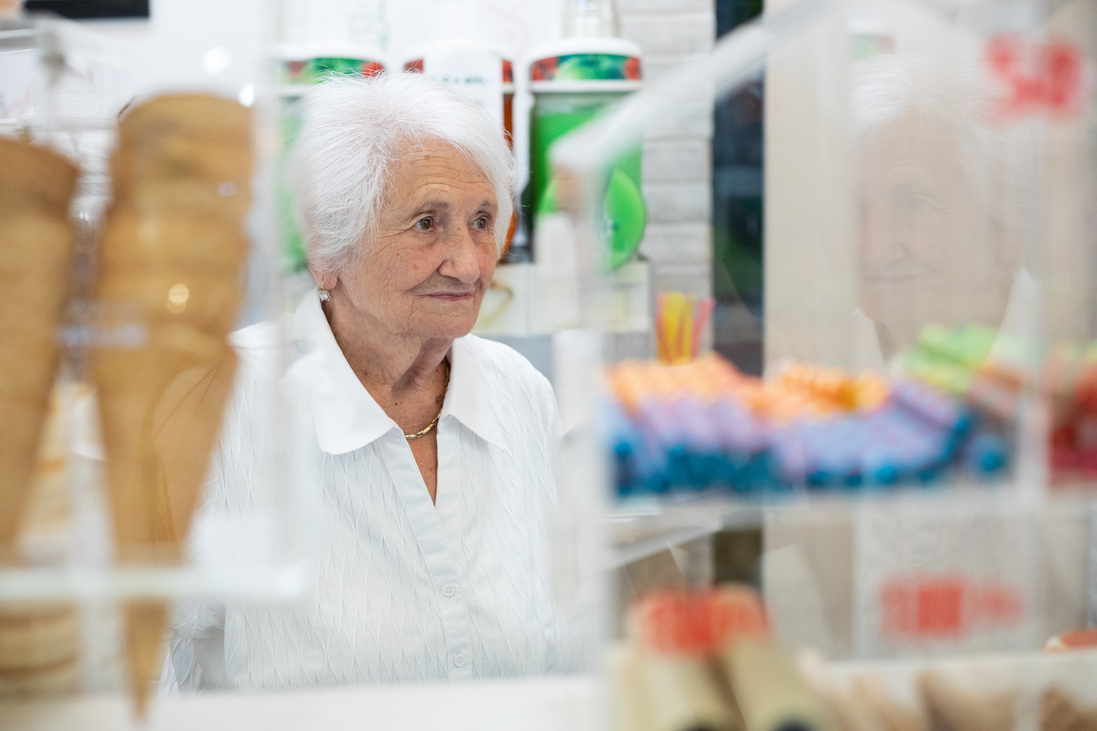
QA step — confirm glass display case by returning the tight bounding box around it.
[1,0,1094,727]
[0,12,315,712]
[549,0,1097,724]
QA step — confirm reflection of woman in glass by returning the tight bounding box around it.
[853,55,1025,363]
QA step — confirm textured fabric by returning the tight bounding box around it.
[164,291,565,692]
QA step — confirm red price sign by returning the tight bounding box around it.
[633,588,769,656]
[880,574,1024,641]
[986,35,1087,119]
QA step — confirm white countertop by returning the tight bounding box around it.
[2,674,605,731]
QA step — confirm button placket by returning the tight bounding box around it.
[378,431,473,680]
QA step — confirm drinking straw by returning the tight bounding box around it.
[655,293,669,363]
[691,297,714,361]
[679,295,695,365]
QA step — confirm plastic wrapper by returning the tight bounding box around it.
[0,12,313,716]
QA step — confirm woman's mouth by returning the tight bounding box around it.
[860,273,931,283]
[424,292,474,302]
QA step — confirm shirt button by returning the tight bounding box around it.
[443,584,456,597]
[453,654,466,668]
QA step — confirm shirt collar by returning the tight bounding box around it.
[294,291,396,454]
[293,290,506,454]
[441,336,507,450]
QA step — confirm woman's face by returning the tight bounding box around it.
[857,115,1006,347]
[336,139,499,344]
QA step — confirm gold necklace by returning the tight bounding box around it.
[405,359,450,441]
[404,413,440,441]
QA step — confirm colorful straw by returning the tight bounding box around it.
[656,292,715,365]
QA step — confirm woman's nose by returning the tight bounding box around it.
[860,198,906,270]
[438,224,481,283]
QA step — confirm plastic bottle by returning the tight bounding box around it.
[521,0,645,268]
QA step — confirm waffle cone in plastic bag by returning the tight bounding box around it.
[94,279,244,712]
[0,139,78,559]
[0,137,80,212]
[98,272,245,333]
[0,602,80,698]
[112,351,238,717]
[107,181,252,230]
[111,94,252,197]
[95,312,242,714]
[95,92,252,716]
[123,601,166,719]
[95,342,237,553]
[917,672,1016,731]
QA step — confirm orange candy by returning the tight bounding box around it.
[605,355,890,421]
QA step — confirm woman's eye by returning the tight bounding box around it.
[473,217,489,230]
[414,217,433,231]
[905,195,930,212]
[893,187,935,216]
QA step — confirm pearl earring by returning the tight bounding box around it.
[318,289,331,303]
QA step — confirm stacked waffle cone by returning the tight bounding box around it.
[0,138,78,561]
[0,387,82,698]
[93,94,252,717]
[0,602,81,698]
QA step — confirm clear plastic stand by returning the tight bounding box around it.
[0,14,315,716]
[553,0,1097,667]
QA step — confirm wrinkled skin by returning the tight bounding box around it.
[857,115,1014,355]
[315,139,499,501]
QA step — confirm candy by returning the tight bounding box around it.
[605,343,1012,498]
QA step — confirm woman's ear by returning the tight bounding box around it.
[311,268,338,292]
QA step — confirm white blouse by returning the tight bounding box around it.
[164,291,570,692]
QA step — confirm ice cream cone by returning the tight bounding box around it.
[98,203,251,292]
[123,601,167,719]
[110,144,253,201]
[107,180,253,228]
[0,139,78,560]
[95,345,237,556]
[0,602,80,699]
[0,138,80,213]
[98,272,245,334]
[1041,687,1097,731]
[95,93,252,718]
[112,94,252,198]
[916,672,1015,731]
[95,344,239,717]
[117,93,253,145]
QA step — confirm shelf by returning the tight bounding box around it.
[603,482,1079,570]
[607,494,763,568]
[0,562,310,602]
[0,674,602,731]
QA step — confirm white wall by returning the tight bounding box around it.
[84,0,265,103]
[84,0,566,104]
[78,0,716,352]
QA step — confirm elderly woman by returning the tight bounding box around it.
[164,73,566,690]
[852,54,1027,365]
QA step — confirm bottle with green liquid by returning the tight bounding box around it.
[273,44,387,275]
[521,0,645,271]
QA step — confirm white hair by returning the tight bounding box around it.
[851,54,1014,219]
[290,72,515,275]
